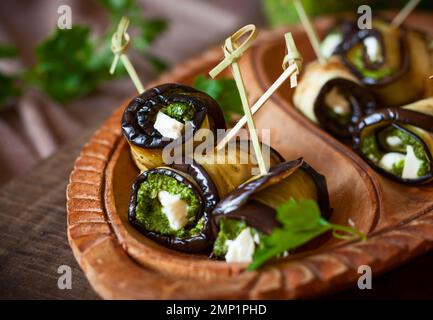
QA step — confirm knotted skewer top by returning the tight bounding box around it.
[282,32,303,88]
[109,16,144,93]
[209,24,257,78]
[110,17,131,74]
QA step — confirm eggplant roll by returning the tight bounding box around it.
[122,83,226,171]
[330,19,433,106]
[128,141,284,252]
[293,56,377,140]
[211,158,331,263]
[128,163,218,253]
[353,97,433,184]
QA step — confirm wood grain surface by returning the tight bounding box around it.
[0,130,98,299]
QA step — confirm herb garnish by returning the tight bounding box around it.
[0,44,20,106]
[0,0,167,106]
[99,0,168,73]
[247,198,366,271]
[193,75,243,121]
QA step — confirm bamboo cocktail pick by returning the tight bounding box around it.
[392,0,421,28]
[110,16,145,94]
[209,25,267,175]
[216,32,302,150]
[283,32,303,88]
[292,0,325,65]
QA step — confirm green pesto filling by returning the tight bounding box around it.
[361,127,430,178]
[351,47,394,80]
[160,102,195,123]
[323,88,351,126]
[135,173,202,237]
[213,218,262,258]
[361,134,382,161]
[392,159,405,177]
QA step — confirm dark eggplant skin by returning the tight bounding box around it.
[314,78,377,140]
[121,83,226,149]
[212,158,332,236]
[334,20,409,87]
[128,162,219,253]
[353,108,433,184]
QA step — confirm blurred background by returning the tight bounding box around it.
[0,0,432,186]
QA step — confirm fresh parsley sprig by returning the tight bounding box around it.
[0,44,20,107]
[0,0,167,106]
[193,75,243,121]
[0,45,18,58]
[247,198,366,271]
[99,0,168,72]
[30,26,108,103]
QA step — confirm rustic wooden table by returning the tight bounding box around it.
[1,127,433,300]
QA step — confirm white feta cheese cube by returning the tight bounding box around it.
[402,145,423,179]
[364,36,382,63]
[324,87,350,116]
[154,111,184,140]
[158,191,188,231]
[379,152,405,171]
[225,227,255,263]
[386,136,403,148]
[320,33,343,59]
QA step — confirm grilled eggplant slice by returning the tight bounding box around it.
[331,19,433,106]
[128,164,217,253]
[194,140,284,199]
[353,97,433,184]
[293,56,377,140]
[122,83,226,170]
[211,158,331,262]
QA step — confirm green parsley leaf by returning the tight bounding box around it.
[143,51,167,73]
[0,73,19,107]
[98,0,137,13]
[193,75,243,121]
[0,45,18,58]
[276,198,322,230]
[249,223,331,271]
[0,0,167,107]
[140,19,168,47]
[98,0,168,73]
[0,44,20,106]
[247,199,366,271]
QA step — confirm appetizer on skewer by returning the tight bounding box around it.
[122,83,226,170]
[323,18,433,106]
[111,18,364,269]
[211,158,331,263]
[293,56,377,140]
[128,140,283,252]
[353,97,433,184]
[128,162,217,252]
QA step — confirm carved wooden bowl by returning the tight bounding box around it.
[66,14,433,299]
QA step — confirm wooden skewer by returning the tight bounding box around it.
[293,0,325,65]
[110,16,145,94]
[216,64,298,150]
[210,25,267,175]
[216,33,302,150]
[392,0,421,28]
